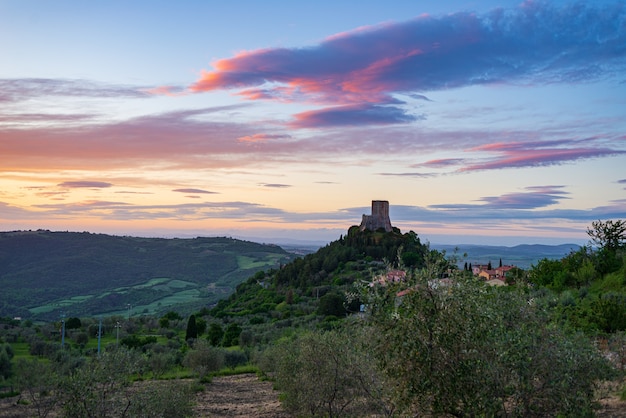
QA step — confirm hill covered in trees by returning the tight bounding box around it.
[0,230,295,320]
[209,225,430,320]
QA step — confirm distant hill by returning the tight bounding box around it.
[0,230,295,320]
[432,243,581,269]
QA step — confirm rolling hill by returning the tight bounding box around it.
[0,230,295,320]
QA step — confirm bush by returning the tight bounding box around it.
[363,272,615,417]
[265,328,393,417]
[224,349,248,369]
[127,381,194,418]
[183,340,224,379]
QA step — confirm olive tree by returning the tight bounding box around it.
[183,339,224,380]
[14,358,58,418]
[59,346,144,418]
[362,268,615,417]
[265,328,395,417]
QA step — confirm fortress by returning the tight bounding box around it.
[359,200,393,232]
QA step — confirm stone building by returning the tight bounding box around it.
[359,200,393,232]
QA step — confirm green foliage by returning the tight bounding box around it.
[317,292,346,317]
[185,314,198,341]
[126,381,194,418]
[0,342,14,380]
[121,334,157,350]
[195,316,206,336]
[365,272,614,417]
[265,328,393,417]
[0,231,294,320]
[592,293,626,333]
[206,323,224,346]
[222,323,242,347]
[163,311,183,321]
[60,346,144,417]
[183,340,225,379]
[587,219,626,252]
[210,228,428,322]
[14,358,58,417]
[65,317,82,330]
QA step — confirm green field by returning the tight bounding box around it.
[29,278,206,318]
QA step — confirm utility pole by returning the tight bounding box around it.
[60,312,66,349]
[97,317,103,356]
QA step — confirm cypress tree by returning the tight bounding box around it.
[185,314,198,341]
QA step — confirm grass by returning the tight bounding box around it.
[11,342,30,359]
[211,364,260,377]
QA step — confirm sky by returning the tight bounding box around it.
[1,0,625,246]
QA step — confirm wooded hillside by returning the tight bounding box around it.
[0,230,295,320]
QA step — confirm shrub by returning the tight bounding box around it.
[183,340,224,380]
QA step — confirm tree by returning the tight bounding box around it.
[362,267,614,417]
[183,340,224,380]
[206,323,224,346]
[587,219,626,252]
[185,314,198,341]
[0,343,14,381]
[267,329,394,417]
[317,292,346,317]
[126,381,194,417]
[60,347,144,417]
[222,323,242,347]
[195,316,207,336]
[65,317,82,330]
[14,358,58,418]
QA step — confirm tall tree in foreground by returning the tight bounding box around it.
[362,268,614,417]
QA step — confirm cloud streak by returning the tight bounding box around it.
[460,138,626,171]
[189,2,626,127]
[58,181,113,189]
[172,188,217,194]
[430,186,570,210]
[0,78,150,103]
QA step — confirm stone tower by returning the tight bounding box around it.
[359,200,393,232]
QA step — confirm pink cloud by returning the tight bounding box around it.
[417,158,466,168]
[188,2,626,116]
[237,133,292,143]
[460,142,625,172]
[290,104,420,128]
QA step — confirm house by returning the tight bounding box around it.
[474,264,517,286]
[371,269,407,286]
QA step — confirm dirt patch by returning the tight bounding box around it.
[2,374,623,417]
[194,374,292,417]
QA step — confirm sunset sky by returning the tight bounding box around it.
[1,0,625,246]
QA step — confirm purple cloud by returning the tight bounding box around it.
[189,2,626,128]
[57,181,113,188]
[379,172,437,178]
[172,188,217,194]
[290,104,422,128]
[430,186,570,210]
[260,183,292,188]
[417,158,467,168]
[0,78,150,103]
[460,139,626,171]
